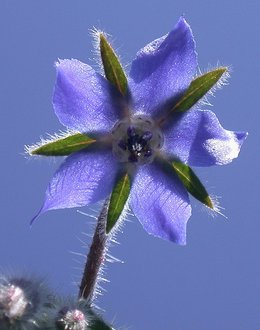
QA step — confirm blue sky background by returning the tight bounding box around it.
[1,1,259,329]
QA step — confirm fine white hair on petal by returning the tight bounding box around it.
[90,27,110,51]
[137,34,168,56]
[192,64,231,109]
[201,63,231,89]
[90,27,128,78]
[202,194,227,219]
[203,131,241,165]
[89,27,107,72]
[24,128,79,157]
[109,200,130,234]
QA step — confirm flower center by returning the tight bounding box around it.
[111,116,163,164]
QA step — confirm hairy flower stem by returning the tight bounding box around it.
[78,200,109,303]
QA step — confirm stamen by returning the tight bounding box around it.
[111,116,163,165]
[142,131,153,141]
[127,126,135,137]
[144,149,152,157]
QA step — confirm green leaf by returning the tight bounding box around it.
[106,172,131,233]
[30,133,95,156]
[100,33,128,95]
[172,161,214,209]
[171,67,227,113]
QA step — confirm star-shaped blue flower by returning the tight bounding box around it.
[32,18,247,244]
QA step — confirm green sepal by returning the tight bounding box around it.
[30,133,95,156]
[172,161,214,209]
[100,33,128,95]
[106,172,131,233]
[171,67,227,113]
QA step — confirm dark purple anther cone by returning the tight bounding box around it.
[127,126,135,137]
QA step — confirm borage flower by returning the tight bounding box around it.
[28,17,247,244]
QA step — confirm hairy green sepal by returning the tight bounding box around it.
[172,67,227,113]
[100,33,128,95]
[30,133,95,156]
[106,173,131,233]
[172,161,214,209]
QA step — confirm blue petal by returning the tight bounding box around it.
[53,59,120,134]
[32,149,118,223]
[163,109,248,166]
[130,163,191,244]
[129,17,197,117]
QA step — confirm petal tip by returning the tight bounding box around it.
[177,16,189,26]
[236,131,248,144]
[175,16,192,33]
[55,58,65,68]
[177,238,187,246]
[30,206,44,226]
